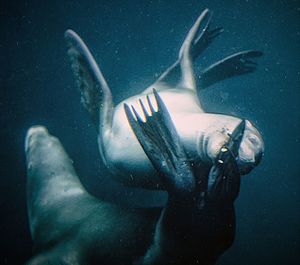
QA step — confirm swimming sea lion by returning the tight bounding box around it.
[65,9,264,189]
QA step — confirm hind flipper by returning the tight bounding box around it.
[179,9,218,91]
[65,30,113,164]
[178,9,223,62]
[199,50,263,89]
[146,9,222,93]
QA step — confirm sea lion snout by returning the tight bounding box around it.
[25,126,49,153]
[198,119,264,175]
[237,120,264,174]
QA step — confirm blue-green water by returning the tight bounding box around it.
[1,0,299,264]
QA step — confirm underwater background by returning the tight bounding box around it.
[1,0,299,264]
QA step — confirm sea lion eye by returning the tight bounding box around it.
[248,136,259,145]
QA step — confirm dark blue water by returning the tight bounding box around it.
[1,0,299,264]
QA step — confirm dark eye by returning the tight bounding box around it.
[249,136,258,145]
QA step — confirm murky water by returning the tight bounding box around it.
[1,0,299,264]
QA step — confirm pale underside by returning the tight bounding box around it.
[107,87,244,188]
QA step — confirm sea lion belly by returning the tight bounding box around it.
[104,89,202,188]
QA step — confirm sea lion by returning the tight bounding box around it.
[65,8,264,189]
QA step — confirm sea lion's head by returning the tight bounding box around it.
[197,116,264,175]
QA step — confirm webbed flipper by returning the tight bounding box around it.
[146,10,263,96]
[65,29,113,164]
[199,50,263,89]
[124,89,195,194]
[145,9,223,92]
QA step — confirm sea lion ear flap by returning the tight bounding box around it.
[64,29,114,131]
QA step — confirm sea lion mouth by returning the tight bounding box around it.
[197,119,246,164]
[225,119,246,157]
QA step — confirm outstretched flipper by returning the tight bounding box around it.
[124,89,195,194]
[146,10,262,96]
[178,9,217,91]
[199,50,263,89]
[149,9,223,91]
[65,30,113,164]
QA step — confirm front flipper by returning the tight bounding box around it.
[199,50,263,89]
[125,92,240,264]
[124,89,195,195]
[65,30,113,165]
[207,120,245,203]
